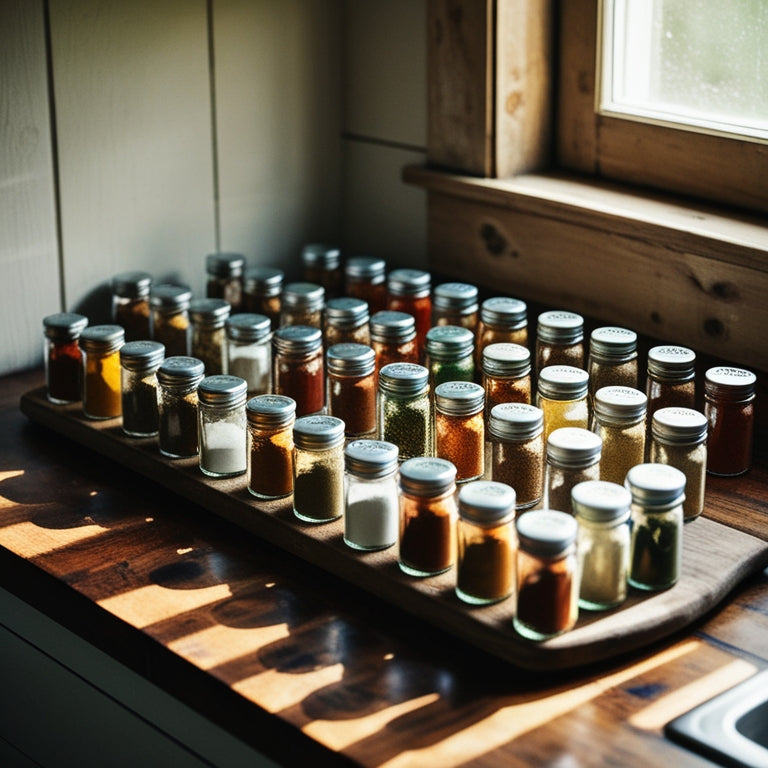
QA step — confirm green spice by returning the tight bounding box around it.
[629,517,680,590]
[380,394,432,460]
[294,461,343,522]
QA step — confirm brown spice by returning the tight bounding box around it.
[435,411,484,482]
[328,373,376,436]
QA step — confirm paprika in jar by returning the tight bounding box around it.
[43,312,88,404]
[80,324,124,420]
[386,268,431,359]
[273,325,325,417]
[434,381,485,483]
[344,256,387,314]
[327,343,377,438]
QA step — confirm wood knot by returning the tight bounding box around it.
[703,318,726,338]
[480,223,508,256]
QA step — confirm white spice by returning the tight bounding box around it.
[200,420,246,476]
[344,491,399,550]
[229,346,271,395]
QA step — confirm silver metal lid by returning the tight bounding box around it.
[302,243,340,269]
[516,509,578,556]
[704,366,757,399]
[244,266,284,296]
[546,427,602,467]
[625,463,686,509]
[434,381,484,416]
[488,402,544,441]
[157,355,205,385]
[480,296,527,327]
[537,310,584,344]
[150,284,192,311]
[345,439,399,477]
[537,365,589,399]
[398,456,456,496]
[647,346,696,380]
[593,386,647,422]
[370,311,416,342]
[589,326,638,359]
[345,256,386,280]
[246,394,296,428]
[482,342,531,377]
[43,312,88,341]
[293,414,345,450]
[425,325,474,360]
[378,362,429,397]
[387,268,431,296]
[190,298,231,327]
[273,325,323,354]
[458,480,516,525]
[651,407,708,444]
[120,340,165,371]
[281,282,325,310]
[226,313,271,342]
[198,374,248,407]
[325,297,369,327]
[433,282,479,311]
[206,252,245,278]
[326,343,376,376]
[571,480,631,524]
[112,270,152,298]
[79,324,125,353]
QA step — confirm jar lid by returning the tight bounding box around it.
[704,366,757,399]
[480,296,527,327]
[488,402,544,441]
[43,312,88,341]
[302,243,340,269]
[537,365,589,400]
[120,340,165,371]
[273,325,323,354]
[516,509,578,556]
[226,313,271,342]
[345,256,386,280]
[345,439,399,477]
[593,386,647,422]
[482,342,531,377]
[433,282,479,311]
[206,252,245,278]
[150,283,192,310]
[434,381,484,416]
[79,324,125,353]
[190,298,231,327]
[546,427,602,467]
[325,297,369,327]
[425,325,474,360]
[244,266,284,296]
[458,480,516,526]
[198,374,248,407]
[589,326,638,358]
[378,362,429,397]
[625,463,686,508]
[647,346,696,380]
[246,394,296,428]
[651,407,708,444]
[387,268,431,296]
[157,355,205,385]
[112,270,152,298]
[370,311,416,342]
[326,343,376,376]
[398,456,456,496]
[571,480,631,524]
[293,414,345,449]
[282,282,325,310]
[536,310,584,344]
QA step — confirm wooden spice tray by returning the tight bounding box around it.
[20,386,768,671]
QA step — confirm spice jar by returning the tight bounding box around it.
[476,296,528,367]
[292,414,345,523]
[327,343,377,437]
[536,365,590,442]
[626,463,685,591]
[206,252,245,312]
[645,345,696,444]
[432,282,479,330]
[273,325,325,417]
[535,310,584,376]
[150,283,192,357]
[398,456,457,576]
[489,403,545,510]
[424,325,475,388]
[514,510,579,641]
[226,313,272,397]
[482,342,532,415]
[246,394,296,499]
[378,362,433,461]
[80,324,125,420]
[704,366,757,477]
[650,407,707,521]
[345,256,387,314]
[592,385,647,486]
[324,297,371,347]
[370,310,419,376]
[343,439,400,551]
[190,298,231,376]
[545,427,602,515]
[157,356,205,458]
[111,271,151,341]
[280,282,325,329]
[386,268,431,358]
[456,480,516,605]
[43,312,88,404]
[197,374,248,478]
[119,340,165,437]
[587,326,638,409]
[243,266,283,328]
[572,480,631,610]
[434,381,485,483]
[302,243,342,298]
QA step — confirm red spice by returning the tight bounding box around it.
[274,350,325,417]
[328,373,376,436]
[387,294,432,359]
[48,340,82,403]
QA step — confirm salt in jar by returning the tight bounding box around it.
[197,374,248,478]
[226,313,272,397]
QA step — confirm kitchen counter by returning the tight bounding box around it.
[1,367,767,767]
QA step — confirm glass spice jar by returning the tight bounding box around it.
[190,298,231,376]
[587,326,638,410]
[378,362,433,461]
[198,375,248,477]
[650,407,707,521]
[704,366,757,477]
[370,310,419,377]
[386,268,432,359]
[326,343,377,438]
[645,345,696,446]
[324,297,371,347]
[280,282,325,329]
[119,340,165,437]
[475,296,528,368]
[293,414,346,523]
[43,312,88,404]
[545,426,602,515]
[302,243,342,299]
[434,381,485,483]
[482,342,533,415]
[592,385,647,486]
[243,266,283,328]
[226,313,272,397]
[456,480,517,605]
[424,325,475,388]
[157,356,205,458]
[150,283,192,357]
[514,510,579,641]
[343,439,400,551]
[272,325,325,417]
[489,402,545,510]
[572,480,631,610]
[246,394,296,500]
[626,463,685,591]
[206,252,245,312]
[111,270,151,341]
[535,310,584,376]
[344,256,387,314]
[80,324,125,420]
[398,456,458,577]
[536,364,590,442]
[432,282,479,330]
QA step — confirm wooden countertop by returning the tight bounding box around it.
[2,367,767,767]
